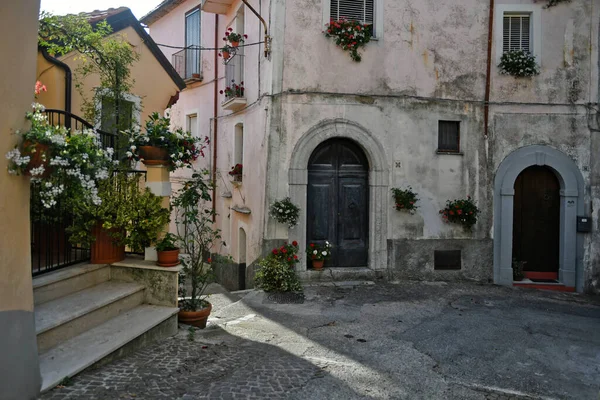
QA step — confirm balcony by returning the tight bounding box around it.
[172,47,202,83]
[222,53,246,112]
[201,0,234,14]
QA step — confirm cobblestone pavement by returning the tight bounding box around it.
[42,282,600,399]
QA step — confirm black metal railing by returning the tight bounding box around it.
[44,109,117,153]
[31,110,125,275]
[172,47,202,80]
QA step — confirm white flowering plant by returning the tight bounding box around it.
[125,112,208,171]
[5,101,114,209]
[269,197,300,227]
[306,241,333,261]
[498,50,540,77]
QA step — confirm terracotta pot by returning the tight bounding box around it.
[23,141,51,178]
[312,260,324,270]
[139,146,169,166]
[231,41,240,47]
[90,223,125,264]
[178,302,212,328]
[192,73,201,79]
[157,248,180,267]
[222,51,231,60]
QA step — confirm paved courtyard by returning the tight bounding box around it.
[43,281,600,399]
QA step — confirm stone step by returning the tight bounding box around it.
[33,263,110,305]
[39,304,179,393]
[35,281,145,353]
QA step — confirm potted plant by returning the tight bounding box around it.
[306,241,333,270]
[125,112,208,171]
[255,241,302,293]
[219,44,233,60]
[439,196,480,230]
[156,233,180,267]
[391,187,419,214]
[269,197,300,227]
[223,28,247,47]
[498,49,540,77]
[172,170,223,328]
[220,80,244,100]
[228,163,243,182]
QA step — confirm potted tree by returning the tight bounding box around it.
[155,233,180,267]
[172,170,223,328]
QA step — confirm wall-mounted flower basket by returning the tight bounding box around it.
[498,50,540,77]
[270,197,300,227]
[228,163,242,183]
[223,28,247,48]
[391,187,418,214]
[323,18,372,62]
[439,196,480,230]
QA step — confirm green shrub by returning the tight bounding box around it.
[255,256,302,293]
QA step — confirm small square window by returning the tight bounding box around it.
[438,121,460,153]
[434,250,461,270]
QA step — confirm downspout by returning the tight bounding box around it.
[484,0,495,138]
[212,14,219,221]
[241,0,270,57]
[40,47,72,114]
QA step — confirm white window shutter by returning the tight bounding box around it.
[503,14,531,53]
[330,0,374,25]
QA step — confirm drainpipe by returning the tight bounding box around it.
[212,14,219,221]
[241,0,271,57]
[40,47,72,115]
[484,0,495,138]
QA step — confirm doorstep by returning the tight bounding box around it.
[513,279,575,292]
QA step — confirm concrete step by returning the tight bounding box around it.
[33,263,110,305]
[35,281,145,353]
[39,304,179,393]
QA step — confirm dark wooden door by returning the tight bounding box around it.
[307,139,369,267]
[512,166,560,272]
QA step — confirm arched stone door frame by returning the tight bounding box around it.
[493,145,585,291]
[288,119,389,273]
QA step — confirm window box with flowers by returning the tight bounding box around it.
[391,187,419,214]
[323,18,373,62]
[498,49,540,77]
[228,163,243,183]
[220,80,246,111]
[439,196,480,230]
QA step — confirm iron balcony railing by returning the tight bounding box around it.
[172,46,202,80]
[224,53,245,100]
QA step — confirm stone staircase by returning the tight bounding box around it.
[33,262,179,393]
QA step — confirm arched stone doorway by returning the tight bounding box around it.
[307,139,369,267]
[493,145,585,291]
[288,119,389,272]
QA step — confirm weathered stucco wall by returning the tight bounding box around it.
[0,1,43,398]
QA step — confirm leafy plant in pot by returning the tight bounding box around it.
[306,241,332,270]
[172,169,223,328]
[156,233,180,267]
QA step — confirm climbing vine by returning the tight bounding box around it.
[540,0,571,8]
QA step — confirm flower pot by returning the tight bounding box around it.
[222,51,231,60]
[192,73,201,79]
[139,146,169,166]
[312,260,324,270]
[231,41,240,47]
[157,248,180,267]
[90,223,125,264]
[23,141,51,178]
[178,302,212,328]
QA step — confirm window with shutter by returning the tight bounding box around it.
[503,14,531,53]
[437,121,460,153]
[330,0,374,25]
[185,9,201,79]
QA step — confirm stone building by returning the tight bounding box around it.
[143,0,600,293]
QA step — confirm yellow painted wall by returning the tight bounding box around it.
[37,25,180,128]
[0,0,40,313]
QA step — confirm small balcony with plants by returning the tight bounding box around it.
[219,29,247,111]
[172,46,202,83]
